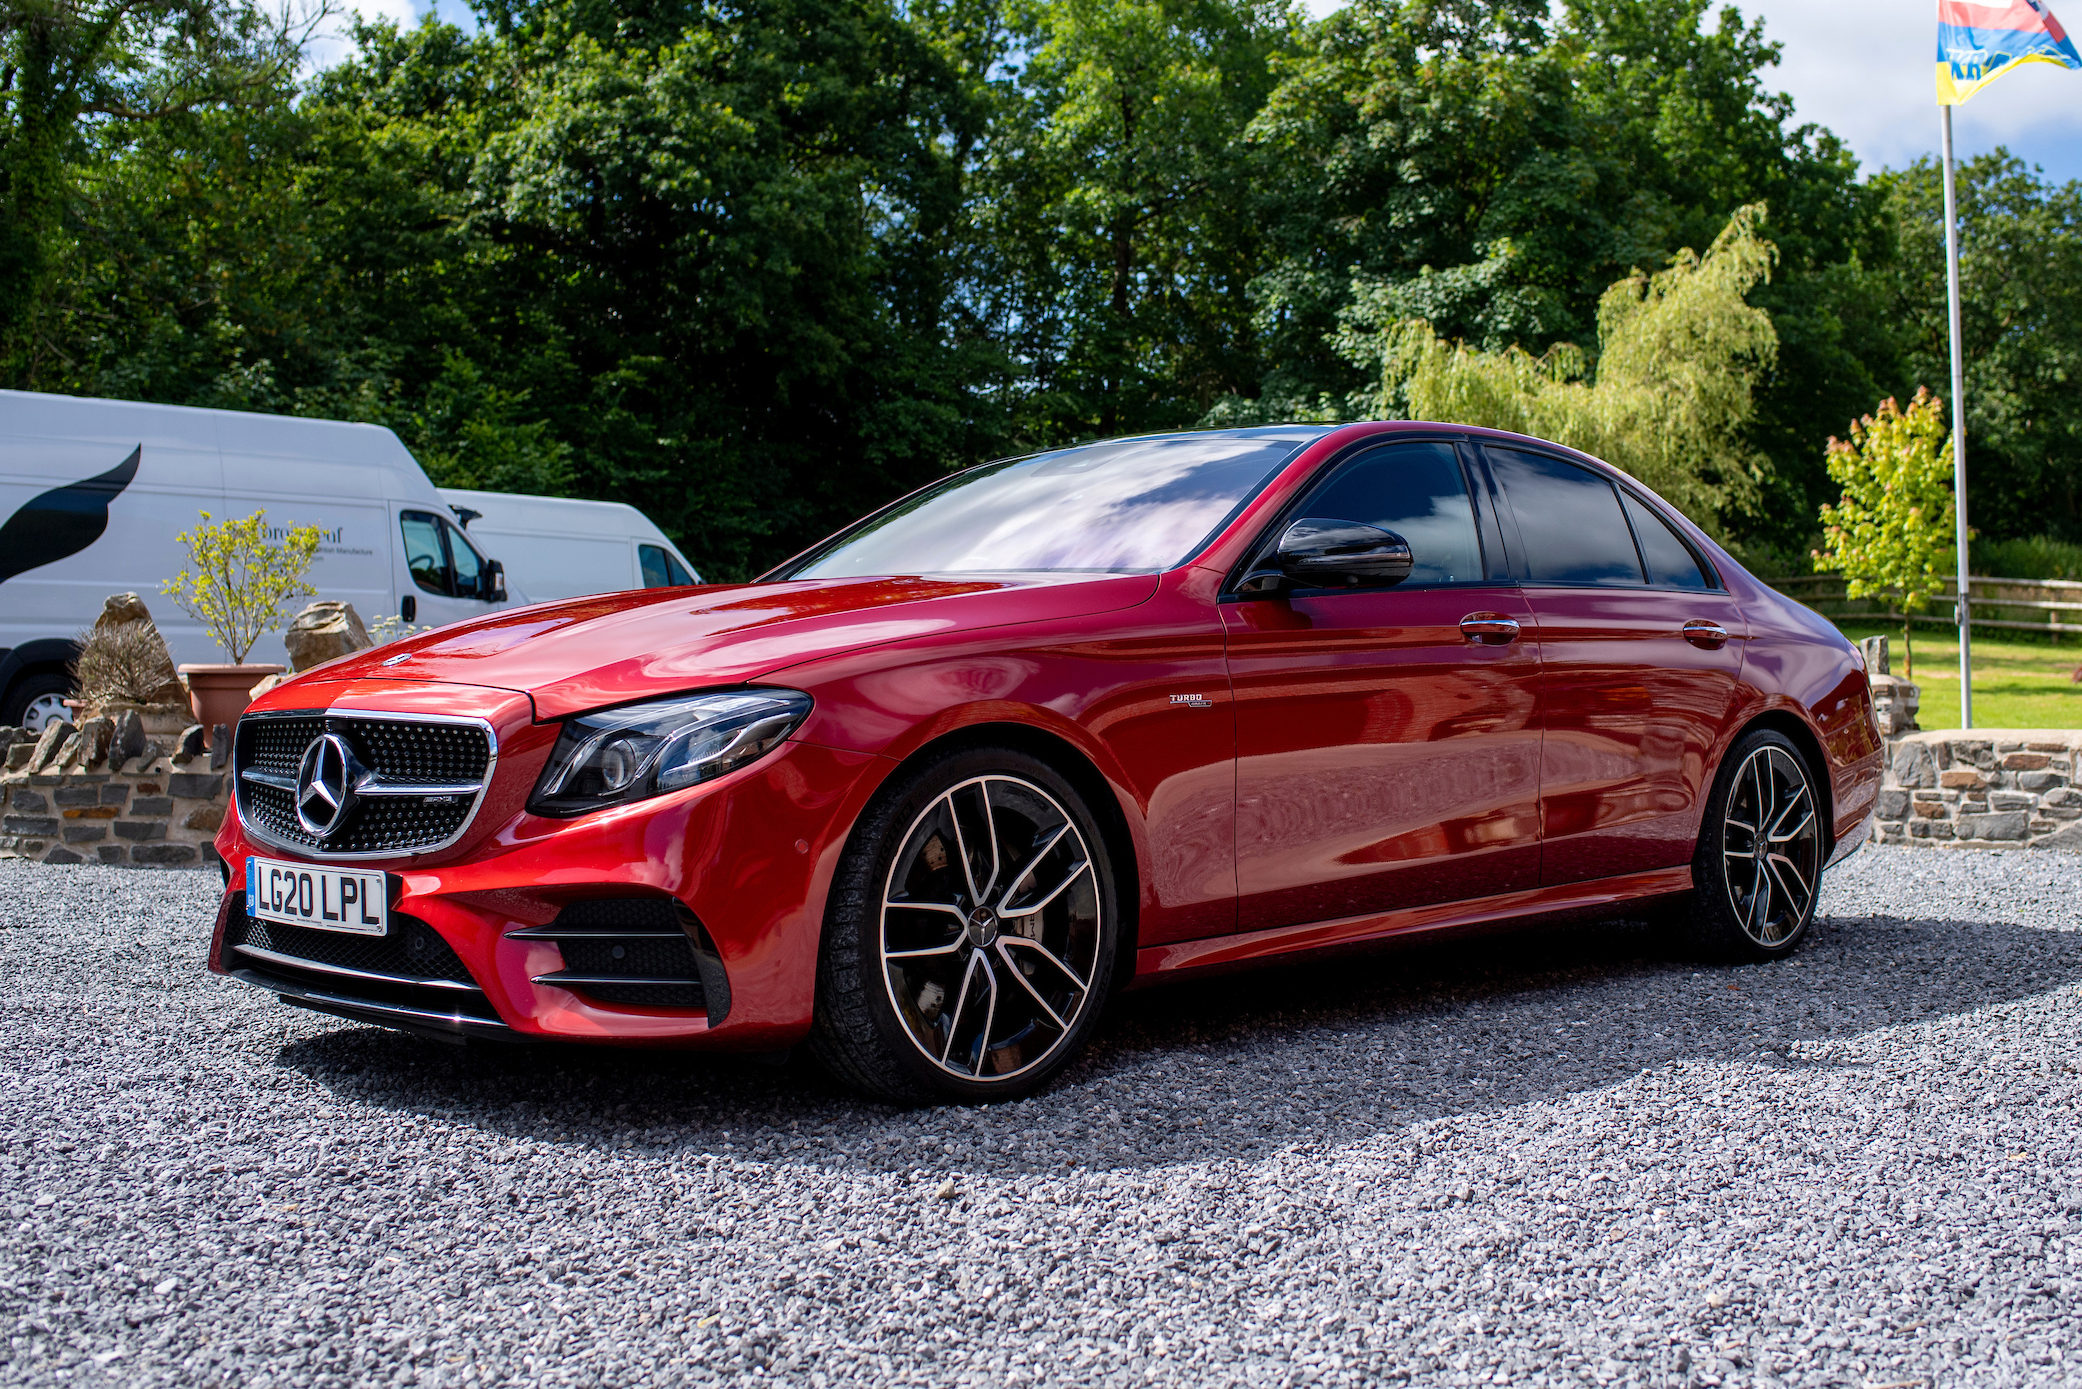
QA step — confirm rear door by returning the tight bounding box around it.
[1223,439,1544,930]
[1481,445,1746,887]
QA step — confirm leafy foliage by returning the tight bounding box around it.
[5,0,2075,576]
[1813,388,1957,678]
[161,510,322,663]
[1350,204,1777,532]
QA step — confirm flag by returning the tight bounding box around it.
[1938,0,2082,103]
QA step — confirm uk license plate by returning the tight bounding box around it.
[246,856,389,936]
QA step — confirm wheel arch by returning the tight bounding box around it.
[1729,707,1836,860]
[870,719,1145,971]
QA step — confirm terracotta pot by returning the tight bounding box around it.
[178,664,286,748]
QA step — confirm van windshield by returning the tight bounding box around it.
[771,430,1324,579]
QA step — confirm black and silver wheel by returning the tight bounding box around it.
[2,672,73,734]
[809,747,1118,1103]
[1685,729,1823,960]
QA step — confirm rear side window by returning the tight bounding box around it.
[1621,491,1712,589]
[1289,442,1484,586]
[640,544,698,588]
[1486,448,1645,586]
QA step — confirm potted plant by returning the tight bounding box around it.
[162,510,322,745]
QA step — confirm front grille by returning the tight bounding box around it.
[510,898,710,1010]
[235,712,494,857]
[222,894,501,1026]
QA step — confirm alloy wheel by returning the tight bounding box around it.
[879,774,1103,1084]
[1719,745,1820,947]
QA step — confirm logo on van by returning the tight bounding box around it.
[0,445,141,586]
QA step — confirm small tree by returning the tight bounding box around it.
[1812,388,1958,680]
[162,511,322,664]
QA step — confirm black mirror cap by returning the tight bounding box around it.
[1274,518,1414,587]
[486,558,508,601]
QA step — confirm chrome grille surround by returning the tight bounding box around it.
[235,708,499,860]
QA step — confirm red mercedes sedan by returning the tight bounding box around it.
[209,423,1882,1101]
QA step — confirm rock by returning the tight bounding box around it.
[249,672,288,701]
[28,721,74,774]
[3,745,29,772]
[111,710,148,769]
[94,593,154,630]
[284,601,373,673]
[72,717,114,770]
[1858,634,1889,676]
[210,727,230,770]
[183,804,224,833]
[174,726,206,764]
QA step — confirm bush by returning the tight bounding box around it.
[1972,535,2082,581]
[69,620,182,708]
[160,510,322,664]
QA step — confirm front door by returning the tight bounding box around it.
[1224,440,1545,933]
[1481,445,1748,887]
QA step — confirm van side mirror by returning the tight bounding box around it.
[1238,518,1414,595]
[485,558,507,601]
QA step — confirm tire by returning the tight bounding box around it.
[808,746,1121,1104]
[1683,728,1825,961]
[2,671,73,733]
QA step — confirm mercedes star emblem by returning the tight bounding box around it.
[295,733,362,838]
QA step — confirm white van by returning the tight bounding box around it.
[0,389,523,730]
[438,488,700,601]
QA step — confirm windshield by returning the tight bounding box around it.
[773,430,1325,579]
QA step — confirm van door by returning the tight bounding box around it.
[395,507,506,629]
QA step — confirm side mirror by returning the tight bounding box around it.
[1239,518,1414,594]
[485,558,507,602]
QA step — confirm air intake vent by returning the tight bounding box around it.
[507,898,730,1018]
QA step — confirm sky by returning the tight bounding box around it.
[319,0,2082,186]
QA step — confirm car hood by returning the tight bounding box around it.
[303,573,1160,719]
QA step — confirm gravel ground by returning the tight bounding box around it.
[2,845,2080,1387]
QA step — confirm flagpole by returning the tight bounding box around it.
[1941,103,1973,730]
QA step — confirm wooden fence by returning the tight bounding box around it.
[1766,574,2082,637]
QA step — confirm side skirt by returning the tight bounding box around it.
[1131,865,1695,981]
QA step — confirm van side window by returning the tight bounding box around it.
[445,520,486,598]
[401,512,451,596]
[640,544,698,588]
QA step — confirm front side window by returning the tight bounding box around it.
[1486,448,1645,586]
[401,512,451,596]
[772,430,1324,580]
[1284,442,1484,587]
[640,544,699,588]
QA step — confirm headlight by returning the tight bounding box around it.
[526,689,814,817]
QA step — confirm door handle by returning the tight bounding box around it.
[1460,613,1520,645]
[1683,619,1729,649]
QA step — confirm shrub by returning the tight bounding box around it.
[69,620,182,708]
[161,510,323,664]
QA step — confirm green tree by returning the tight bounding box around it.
[1876,153,2082,542]
[0,0,313,367]
[1353,204,1778,531]
[980,0,1299,441]
[1813,387,1957,679]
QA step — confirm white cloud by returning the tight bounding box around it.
[1301,0,2082,183]
[303,0,470,71]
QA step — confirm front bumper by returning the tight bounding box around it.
[208,679,890,1049]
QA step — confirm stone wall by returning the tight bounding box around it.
[1,720,225,868]
[1874,730,2082,851]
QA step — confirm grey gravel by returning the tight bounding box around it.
[1,844,2079,1386]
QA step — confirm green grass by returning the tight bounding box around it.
[1835,621,2082,731]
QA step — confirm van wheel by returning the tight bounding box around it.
[2,673,72,733]
[808,747,1119,1104]
[1684,729,1824,961]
